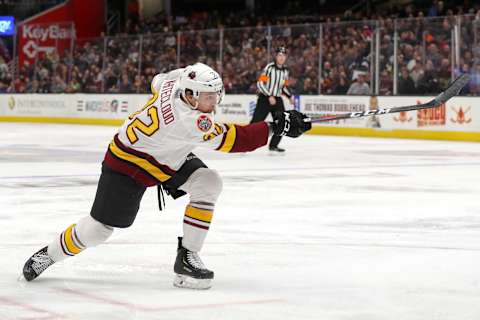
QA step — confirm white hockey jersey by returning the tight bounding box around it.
[104,69,269,187]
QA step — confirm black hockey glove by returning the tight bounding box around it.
[271,110,312,138]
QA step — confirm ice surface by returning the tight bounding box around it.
[0,122,479,320]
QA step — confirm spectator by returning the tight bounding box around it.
[379,70,393,95]
[66,76,81,93]
[300,77,316,94]
[417,59,440,94]
[347,73,370,95]
[26,79,41,93]
[428,0,445,17]
[398,67,416,94]
[3,2,478,95]
[410,62,424,87]
[118,73,134,93]
[332,76,349,94]
[50,75,67,93]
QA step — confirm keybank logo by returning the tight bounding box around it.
[22,24,74,41]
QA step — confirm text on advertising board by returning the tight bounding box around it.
[417,102,445,127]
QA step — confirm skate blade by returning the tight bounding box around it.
[268,151,286,156]
[173,274,212,290]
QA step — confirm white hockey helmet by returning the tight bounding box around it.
[178,63,225,108]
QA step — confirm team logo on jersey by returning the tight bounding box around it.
[203,123,224,141]
[197,114,213,132]
[188,71,196,79]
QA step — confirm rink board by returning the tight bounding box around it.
[0,94,479,141]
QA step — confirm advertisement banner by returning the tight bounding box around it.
[378,96,479,132]
[76,95,130,119]
[216,95,293,124]
[0,94,478,137]
[448,97,476,130]
[0,94,148,119]
[216,95,257,124]
[18,22,75,69]
[74,94,152,119]
[299,95,370,127]
[1,94,69,117]
[16,0,105,68]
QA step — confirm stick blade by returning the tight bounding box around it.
[433,74,470,106]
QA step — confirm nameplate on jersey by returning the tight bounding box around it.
[159,79,176,125]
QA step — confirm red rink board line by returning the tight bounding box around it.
[54,287,283,312]
[0,296,65,319]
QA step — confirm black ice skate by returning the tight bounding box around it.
[173,237,214,289]
[269,146,285,153]
[22,246,55,281]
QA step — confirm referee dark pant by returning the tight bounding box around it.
[250,94,285,149]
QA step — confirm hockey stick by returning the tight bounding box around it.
[309,74,470,123]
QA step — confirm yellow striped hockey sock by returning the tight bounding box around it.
[182,202,214,252]
[59,224,85,257]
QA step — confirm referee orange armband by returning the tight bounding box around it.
[258,74,269,83]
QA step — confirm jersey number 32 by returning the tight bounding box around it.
[126,98,160,144]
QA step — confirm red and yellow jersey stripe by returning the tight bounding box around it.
[104,134,176,187]
[214,122,269,153]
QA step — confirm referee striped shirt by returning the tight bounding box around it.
[257,62,292,98]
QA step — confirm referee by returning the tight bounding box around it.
[251,46,294,153]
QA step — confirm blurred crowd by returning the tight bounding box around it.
[1,0,480,95]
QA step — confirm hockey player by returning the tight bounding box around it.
[22,63,311,289]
